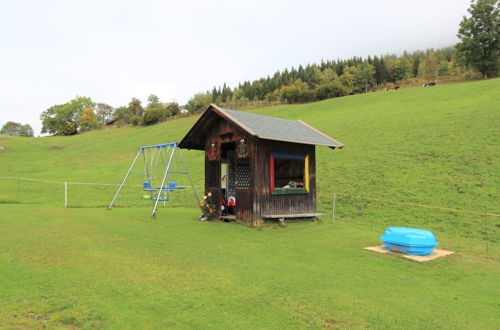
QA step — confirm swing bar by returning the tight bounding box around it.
[140,143,177,150]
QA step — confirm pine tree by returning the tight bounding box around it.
[456,0,499,78]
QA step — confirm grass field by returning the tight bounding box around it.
[0,79,499,328]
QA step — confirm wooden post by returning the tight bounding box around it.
[332,192,336,223]
[64,182,68,208]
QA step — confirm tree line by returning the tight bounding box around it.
[37,95,180,136]
[189,48,459,111]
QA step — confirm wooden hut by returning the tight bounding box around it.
[178,104,343,223]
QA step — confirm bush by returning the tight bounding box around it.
[314,82,350,101]
[142,109,162,125]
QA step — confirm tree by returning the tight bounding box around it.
[186,93,212,113]
[339,71,355,92]
[277,79,312,103]
[319,68,339,84]
[352,63,376,92]
[165,102,180,117]
[127,98,144,125]
[0,122,34,137]
[112,106,134,124]
[418,54,439,81]
[18,124,34,137]
[1,121,22,136]
[95,103,114,125]
[394,57,413,81]
[147,94,160,106]
[456,0,499,78]
[142,107,162,125]
[40,96,94,135]
[142,94,164,125]
[313,81,350,101]
[79,108,100,132]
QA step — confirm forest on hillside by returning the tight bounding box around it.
[187,47,479,111]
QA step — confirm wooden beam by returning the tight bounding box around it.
[262,213,325,219]
[296,120,344,148]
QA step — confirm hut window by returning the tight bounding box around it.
[235,158,251,187]
[270,153,309,194]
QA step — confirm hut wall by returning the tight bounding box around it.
[253,140,316,219]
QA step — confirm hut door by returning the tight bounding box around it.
[221,143,237,217]
[225,150,236,200]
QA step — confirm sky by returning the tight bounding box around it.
[0,0,471,136]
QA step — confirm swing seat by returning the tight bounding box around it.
[151,197,169,201]
[166,183,185,189]
[156,187,175,191]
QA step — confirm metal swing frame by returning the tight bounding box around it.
[108,142,199,217]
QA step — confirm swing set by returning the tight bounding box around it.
[108,142,199,217]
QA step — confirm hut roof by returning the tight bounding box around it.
[178,104,344,150]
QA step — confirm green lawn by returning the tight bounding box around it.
[0,79,499,328]
[1,205,498,329]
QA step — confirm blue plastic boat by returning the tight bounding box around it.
[380,227,438,256]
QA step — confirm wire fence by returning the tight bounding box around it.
[1,175,498,254]
[0,175,204,209]
[2,175,498,216]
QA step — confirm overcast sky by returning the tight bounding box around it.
[0,0,470,135]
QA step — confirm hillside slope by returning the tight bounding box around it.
[0,79,499,328]
[1,79,499,252]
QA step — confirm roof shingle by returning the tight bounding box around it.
[217,106,343,148]
[178,104,343,150]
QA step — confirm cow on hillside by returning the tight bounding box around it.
[385,85,400,91]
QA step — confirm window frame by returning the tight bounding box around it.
[269,152,309,195]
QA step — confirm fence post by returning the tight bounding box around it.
[64,182,68,208]
[332,192,337,223]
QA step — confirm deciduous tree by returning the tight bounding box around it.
[79,108,100,132]
[40,96,94,135]
[95,103,114,125]
[0,122,34,137]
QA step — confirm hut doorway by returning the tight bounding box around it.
[221,142,237,215]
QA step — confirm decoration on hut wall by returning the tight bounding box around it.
[237,138,249,158]
[208,142,218,161]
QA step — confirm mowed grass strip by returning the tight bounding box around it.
[0,204,498,328]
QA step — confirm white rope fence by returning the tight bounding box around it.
[1,175,203,187]
[1,175,498,217]
[1,175,203,208]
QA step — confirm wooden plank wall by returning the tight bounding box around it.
[252,141,316,220]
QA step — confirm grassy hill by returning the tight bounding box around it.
[0,79,499,328]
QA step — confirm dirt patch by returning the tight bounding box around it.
[0,200,21,204]
[58,322,81,329]
[50,146,65,150]
[325,319,339,327]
